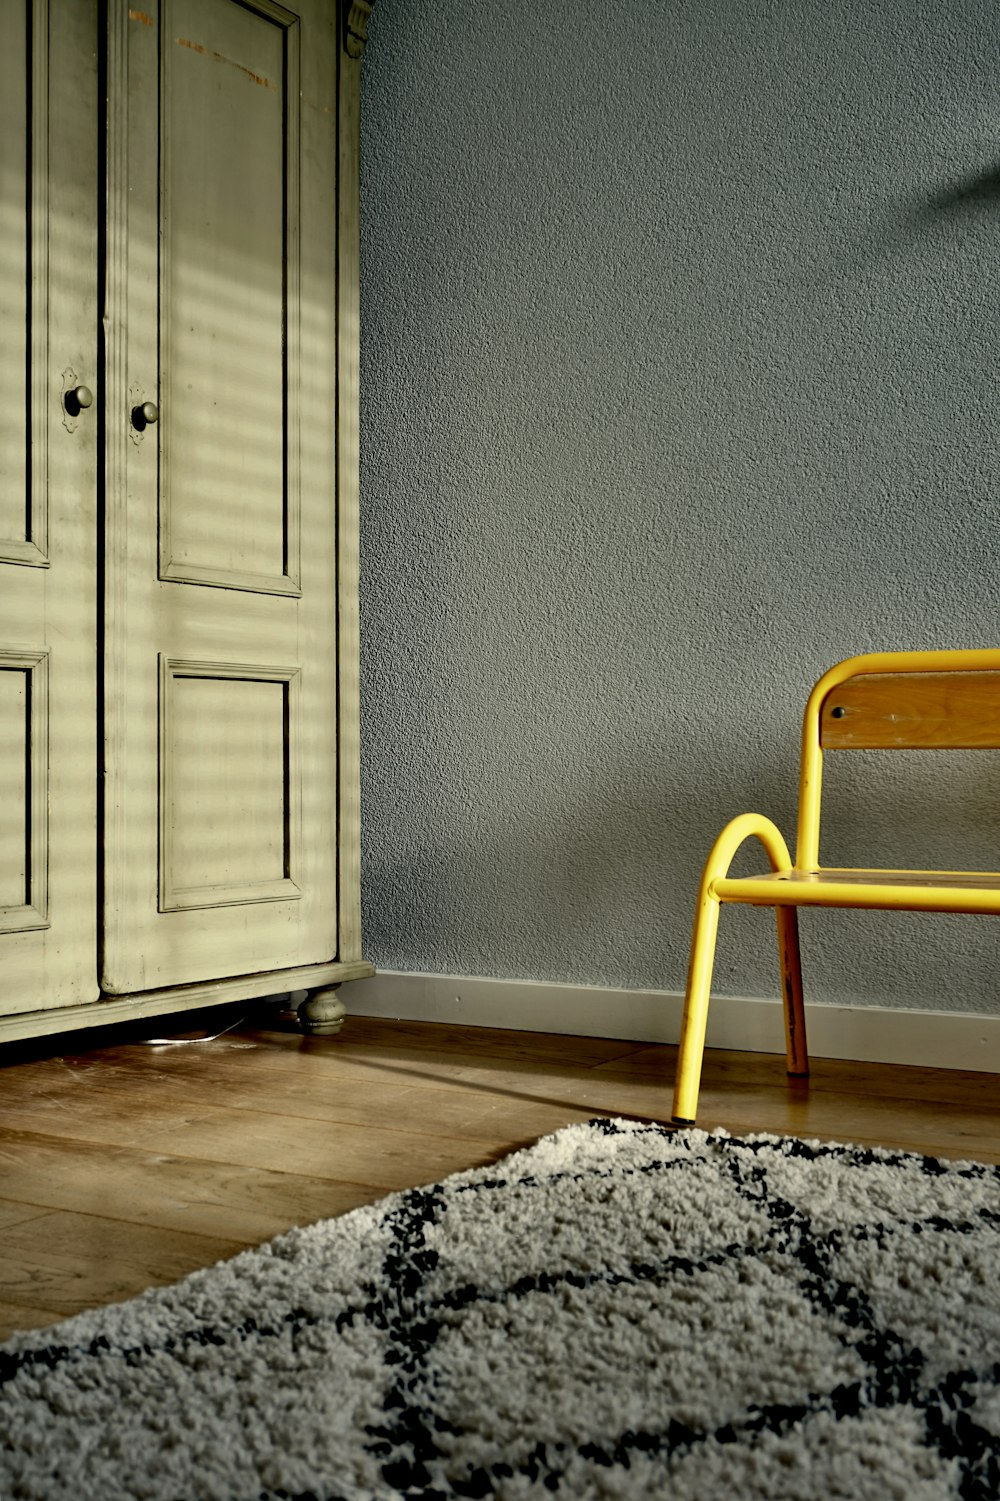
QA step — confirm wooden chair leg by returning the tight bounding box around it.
[671,889,722,1126]
[776,904,808,1076]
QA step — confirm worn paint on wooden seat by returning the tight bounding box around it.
[671,648,1000,1126]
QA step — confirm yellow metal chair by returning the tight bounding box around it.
[672,648,1000,1125]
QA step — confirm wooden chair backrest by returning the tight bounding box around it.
[820,670,1000,750]
[796,650,1000,867]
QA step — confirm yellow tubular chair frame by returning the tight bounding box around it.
[671,647,1000,1125]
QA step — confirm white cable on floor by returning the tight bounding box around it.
[132,1013,253,1046]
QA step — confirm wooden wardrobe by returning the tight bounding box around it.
[0,0,373,1042]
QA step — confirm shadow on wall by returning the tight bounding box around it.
[362,732,794,985]
[832,164,1000,280]
[362,733,1000,1016]
[926,164,1000,214]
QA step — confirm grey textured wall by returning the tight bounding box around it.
[358,0,1000,1014]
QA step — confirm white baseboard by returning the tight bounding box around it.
[347,970,1000,1074]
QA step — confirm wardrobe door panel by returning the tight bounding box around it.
[103,0,340,993]
[0,0,99,1012]
[160,0,294,591]
[159,660,301,909]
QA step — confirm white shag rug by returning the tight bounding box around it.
[2,1119,1000,1500]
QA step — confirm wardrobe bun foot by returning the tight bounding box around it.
[296,985,347,1035]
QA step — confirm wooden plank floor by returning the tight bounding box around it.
[1,1001,998,1342]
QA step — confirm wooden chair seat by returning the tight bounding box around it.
[671,648,1000,1126]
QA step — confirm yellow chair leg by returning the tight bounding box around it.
[776,904,808,1076]
[671,813,797,1127]
[671,887,722,1126]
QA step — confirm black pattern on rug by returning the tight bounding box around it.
[1,1119,999,1500]
[324,1122,1000,1501]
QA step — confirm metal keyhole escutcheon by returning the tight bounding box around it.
[60,369,94,431]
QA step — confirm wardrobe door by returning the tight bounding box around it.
[0,0,99,1014]
[102,0,341,992]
